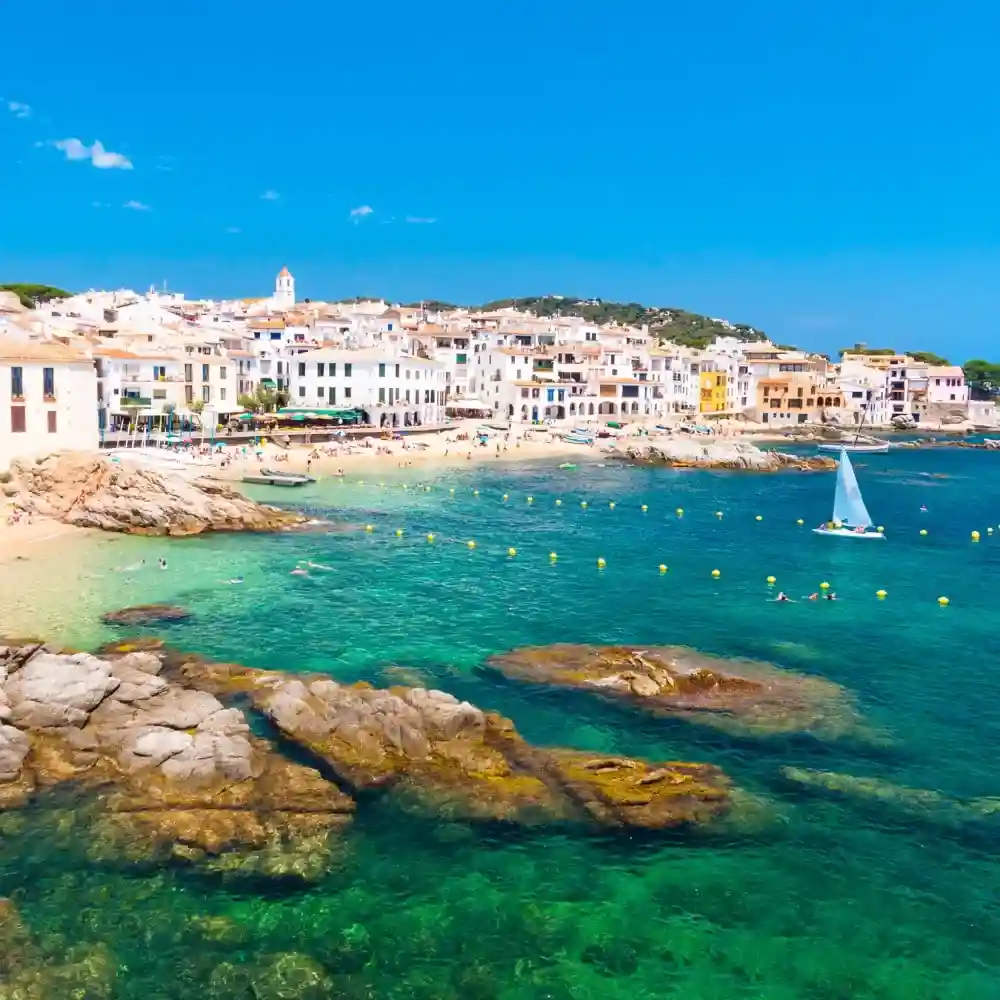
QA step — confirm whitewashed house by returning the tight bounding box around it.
[0,337,98,469]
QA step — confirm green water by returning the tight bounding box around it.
[3,449,1000,998]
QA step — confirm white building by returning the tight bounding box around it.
[0,337,99,470]
[272,267,295,311]
[290,347,446,428]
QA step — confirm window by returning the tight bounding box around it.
[185,385,193,404]
[317,363,325,377]
[219,367,227,380]
[298,385,306,398]
[298,362,306,377]
[405,389,411,403]
[344,387,352,399]
[405,369,411,380]
[378,387,386,403]
[153,365,166,381]
[344,363,352,377]
[330,363,337,377]
[330,388,336,404]
[42,367,55,397]
[11,406,26,432]
[202,364,210,382]
[317,387,325,398]
[11,367,23,398]
[184,364,193,382]
[378,363,386,378]
[153,389,167,400]
[220,388,227,401]
[456,353,467,364]
[395,364,401,378]
[201,385,211,403]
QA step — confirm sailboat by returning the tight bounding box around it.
[813,449,885,539]
[817,392,890,453]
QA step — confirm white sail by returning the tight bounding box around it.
[832,449,872,527]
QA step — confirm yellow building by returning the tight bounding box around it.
[699,371,727,413]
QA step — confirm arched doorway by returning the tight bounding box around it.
[588,403,595,415]
[521,405,529,421]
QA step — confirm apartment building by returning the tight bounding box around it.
[0,337,98,469]
[290,347,445,428]
[755,373,843,425]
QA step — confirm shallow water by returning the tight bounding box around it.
[3,448,1000,998]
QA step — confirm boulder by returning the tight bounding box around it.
[486,644,873,741]
[4,651,120,727]
[611,440,835,472]
[8,451,305,536]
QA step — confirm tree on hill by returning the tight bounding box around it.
[0,283,72,308]
[907,350,951,366]
[840,344,895,357]
[962,359,1000,397]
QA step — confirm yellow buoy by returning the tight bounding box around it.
[473,490,479,496]
[641,504,648,512]
[919,529,928,536]
[766,576,776,585]
[876,589,887,599]
[555,499,563,506]
[597,557,606,568]
[507,547,517,557]
[395,529,404,537]
[659,564,668,574]
[971,530,981,541]
[711,568,721,578]
[715,511,723,519]
[527,496,534,504]
[449,488,455,494]
[426,533,435,543]
[365,524,374,532]
[609,501,616,509]
[467,540,476,549]
[549,552,558,561]
[989,527,994,534]
[797,519,804,525]
[877,525,884,533]
[755,515,763,521]
[581,501,588,508]
[676,507,684,516]
[938,596,950,606]
[502,494,509,501]
[819,581,830,590]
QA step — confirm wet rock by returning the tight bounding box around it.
[8,451,304,536]
[487,644,873,741]
[0,724,29,781]
[612,440,836,472]
[101,604,192,626]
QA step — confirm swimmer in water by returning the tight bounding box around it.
[290,568,309,577]
[157,558,167,570]
[304,561,333,571]
[807,593,819,601]
[824,592,838,601]
[774,591,791,602]
[919,505,928,512]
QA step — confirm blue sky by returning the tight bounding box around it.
[2,0,999,357]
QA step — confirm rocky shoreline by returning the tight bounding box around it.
[6,452,304,536]
[609,440,836,471]
[0,638,756,884]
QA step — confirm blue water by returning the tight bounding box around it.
[2,447,1000,998]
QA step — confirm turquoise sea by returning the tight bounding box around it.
[3,447,1000,999]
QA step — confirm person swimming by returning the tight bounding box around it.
[304,561,333,571]
[290,568,309,577]
[222,576,244,585]
[157,558,168,570]
[824,592,838,601]
[920,505,928,512]
[807,593,819,601]
[775,591,790,602]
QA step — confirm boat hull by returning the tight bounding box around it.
[241,476,307,487]
[817,443,890,453]
[812,527,885,539]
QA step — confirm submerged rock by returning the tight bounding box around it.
[101,604,192,626]
[8,451,304,536]
[781,767,1000,829]
[611,440,836,472]
[486,644,873,741]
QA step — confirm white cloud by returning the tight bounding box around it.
[405,216,437,224]
[53,138,133,170]
[260,189,280,200]
[350,205,374,218]
[225,226,242,234]
[123,200,151,211]
[7,101,31,119]
[91,201,110,209]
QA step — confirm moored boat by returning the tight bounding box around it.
[242,473,309,487]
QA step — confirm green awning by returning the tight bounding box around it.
[276,407,363,418]
[259,378,277,388]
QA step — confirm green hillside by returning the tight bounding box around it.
[477,296,766,349]
[0,284,72,308]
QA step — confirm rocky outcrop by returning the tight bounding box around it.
[164,650,743,831]
[8,451,304,536]
[102,604,192,626]
[486,644,874,742]
[612,440,835,471]
[0,643,354,879]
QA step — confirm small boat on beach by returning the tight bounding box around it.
[242,472,310,487]
[814,449,885,539]
[563,428,594,445]
[817,440,890,454]
[262,468,315,483]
